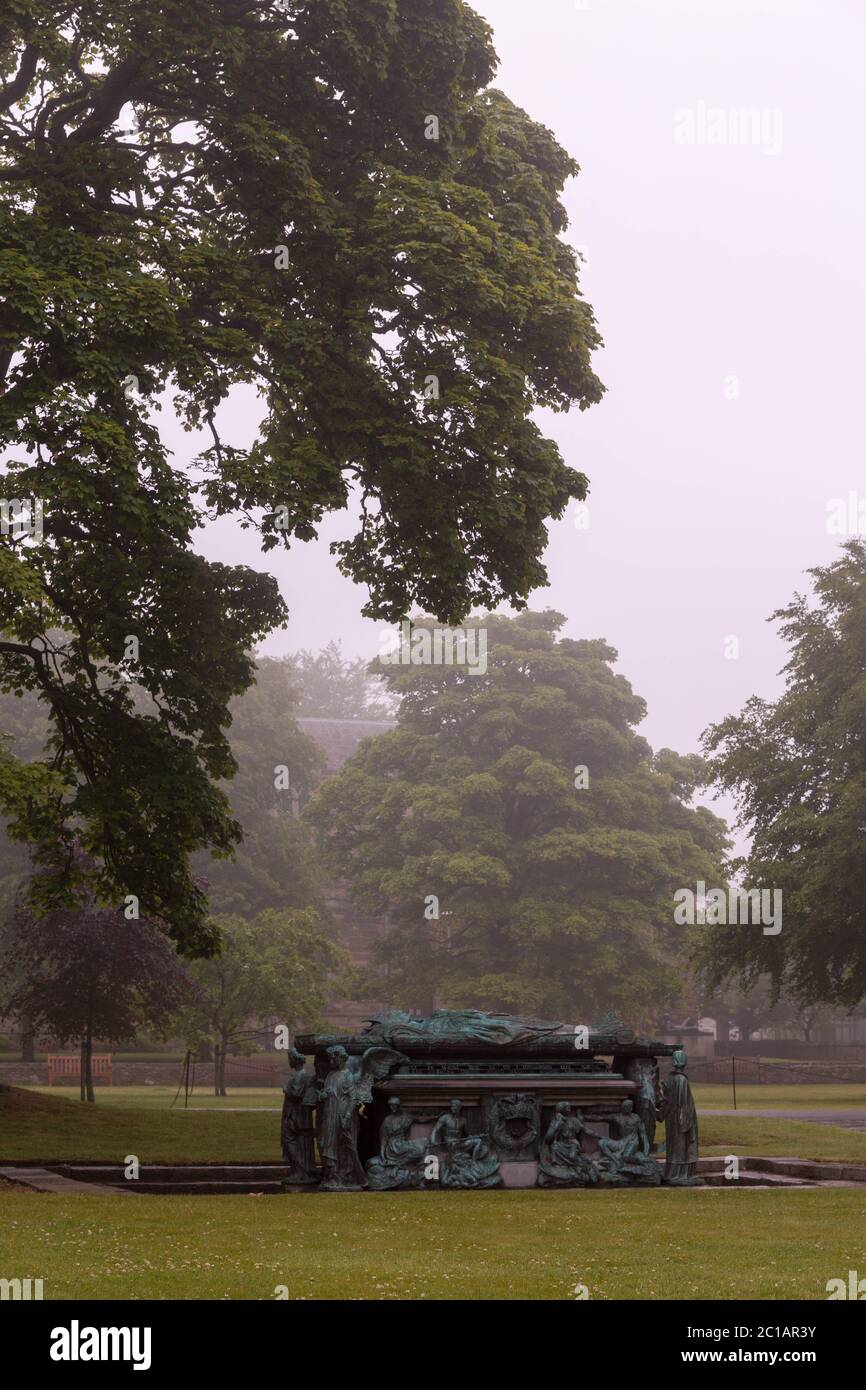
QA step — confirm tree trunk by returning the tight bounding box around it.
[214,1039,228,1097]
[80,1037,87,1103]
[84,1019,95,1103]
[21,1019,35,1063]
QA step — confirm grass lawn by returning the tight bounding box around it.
[2,1085,865,1301]
[4,1083,866,1166]
[693,1083,866,1110]
[0,1186,863,1300]
[25,1081,866,1112]
[21,1085,282,1111]
[698,1115,866,1163]
[0,1084,278,1163]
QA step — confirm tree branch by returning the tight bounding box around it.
[0,46,39,111]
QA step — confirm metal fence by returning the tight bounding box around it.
[689,1055,866,1088]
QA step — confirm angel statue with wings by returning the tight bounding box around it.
[317,1044,407,1191]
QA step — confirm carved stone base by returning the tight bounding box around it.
[499,1160,539,1188]
[599,1169,662,1188]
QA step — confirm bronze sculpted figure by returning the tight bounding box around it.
[537,1102,599,1187]
[366,1098,430,1190]
[280,1047,318,1184]
[487,1092,539,1160]
[596,1099,661,1186]
[657,1048,702,1185]
[430,1099,502,1188]
[291,1010,692,1193]
[317,1044,407,1191]
[615,1056,660,1152]
[363,1010,562,1048]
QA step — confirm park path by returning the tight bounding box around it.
[0,1165,127,1194]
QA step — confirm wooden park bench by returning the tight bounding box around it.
[47,1054,113,1087]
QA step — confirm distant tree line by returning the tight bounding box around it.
[3,543,866,1090]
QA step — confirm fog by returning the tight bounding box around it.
[165,0,865,842]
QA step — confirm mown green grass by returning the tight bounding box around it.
[0,1186,862,1300]
[2,1085,865,1302]
[23,1080,866,1112]
[19,1079,866,1112]
[693,1083,866,1110]
[20,1085,282,1111]
[4,1084,866,1166]
[0,1084,278,1163]
[698,1115,866,1164]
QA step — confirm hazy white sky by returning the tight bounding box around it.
[183,0,864,822]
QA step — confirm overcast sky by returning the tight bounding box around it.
[181,0,864,835]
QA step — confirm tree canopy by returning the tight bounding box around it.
[307,611,727,1020]
[0,655,325,923]
[286,642,396,721]
[700,977,844,1046]
[0,2,603,952]
[193,655,324,917]
[0,681,43,915]
[0,896,190,1099]
[177,906,348,1094]
[700,540,866,1009]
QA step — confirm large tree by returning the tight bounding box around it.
[699,978,823,1046]
[0,658,324,921]
[177,907,348,1095]
[287,642,396,721]
[0,2,603,952]
[0,898,191,1101]
[193,656,324,917]
[0,682,43,917]
[307,611,727,1019]
[700,540,866,1009]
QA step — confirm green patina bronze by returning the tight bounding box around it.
[316,1043,407,1191]
[429,1099,502,1189]
[288,1011,699,1192]
[365,1097,429,1191]
[597,1099,662,1186]
[657,1048,703,1186]
[279,1046,318,1186]
[538,1103,599,1188]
